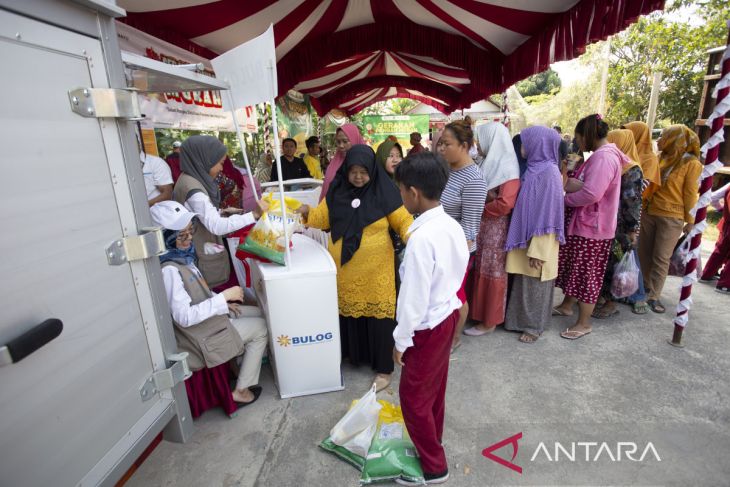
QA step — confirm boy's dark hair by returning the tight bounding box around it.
[305,136,319,149]
[394,152,449,200]
[574,114,609,152]
[282,137,297,147]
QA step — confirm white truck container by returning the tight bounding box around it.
[0,1,219,485]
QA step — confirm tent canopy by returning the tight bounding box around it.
[119,0,664,115]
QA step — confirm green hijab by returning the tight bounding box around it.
[375,139,402,178]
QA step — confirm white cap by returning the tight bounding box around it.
[150,201,196,230]
[172,141,182,148]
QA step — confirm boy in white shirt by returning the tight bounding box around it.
[392,152,469,485]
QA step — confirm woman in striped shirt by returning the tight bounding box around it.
[437,116,488,352]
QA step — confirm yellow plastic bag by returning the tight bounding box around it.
[240,193,302,265]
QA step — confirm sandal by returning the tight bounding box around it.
[231,386,262,415]
[715,286,730,295]
[374,374,392,392]
[591,308,619,319]
[518,332,540,343]
[647,299,666,314]
[560,328,591,340]
[632,301,649,314]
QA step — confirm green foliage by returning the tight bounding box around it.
[350,98,419,128]
[508,43,603,133]
[606,0,730,127]
[516,68,561,99]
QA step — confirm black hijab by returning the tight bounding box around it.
[512,134,528,177]
[326,144,403,266]
[180,135,227,208]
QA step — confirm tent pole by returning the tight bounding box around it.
[225,90,260,201]
[670,23,730,347]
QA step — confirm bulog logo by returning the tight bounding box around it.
[277,332,333,347]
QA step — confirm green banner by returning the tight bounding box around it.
[275,91,314,156]
[361,115,429,152]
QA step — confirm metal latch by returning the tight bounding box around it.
[140,352,192,402]
[106,227,165,265]
[68,87,142,119]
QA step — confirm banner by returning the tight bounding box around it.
[211,24,277,109]
[360,115,429,151]
[323,109,348,135]
[116,22,257,132]
[275,91,315,155]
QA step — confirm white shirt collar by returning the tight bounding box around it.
[407,205,445,235]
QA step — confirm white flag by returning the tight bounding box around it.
[211,24,277,109]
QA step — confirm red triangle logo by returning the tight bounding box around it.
[482,432,523,474]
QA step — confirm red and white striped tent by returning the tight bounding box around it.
[119,0,664,115]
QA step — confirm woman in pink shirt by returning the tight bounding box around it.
[553,114,628,339]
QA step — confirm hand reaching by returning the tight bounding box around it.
[252,199,269,220]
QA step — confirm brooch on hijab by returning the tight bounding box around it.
[351,198,361,209]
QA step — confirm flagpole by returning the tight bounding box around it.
[268,60,292,270]
[225,90,260,201]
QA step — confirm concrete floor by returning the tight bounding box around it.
[128,254,730,486]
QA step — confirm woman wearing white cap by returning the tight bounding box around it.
[150,200,268,409]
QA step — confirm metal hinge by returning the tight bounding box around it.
[106,227,165,265]
[140,353,192,402]
[68,87,143,119]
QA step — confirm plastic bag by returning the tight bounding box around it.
[669,236,703,278]
[360,400,424,485]
[610,251,639,299]
[320,385,382,469]
[239,193,302,265]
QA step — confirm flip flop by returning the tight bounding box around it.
[591,308,619,319]
[560,328,591,340]
[552,307,571,316]
[450,341,462,354]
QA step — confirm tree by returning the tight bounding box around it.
[605,0,730,127]
[516,68,561,101]
[507,43,603,132]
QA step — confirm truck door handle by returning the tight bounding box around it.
[0,319,63,366]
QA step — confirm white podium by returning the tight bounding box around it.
[250,233,344,398]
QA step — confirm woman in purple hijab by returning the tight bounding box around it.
[503,126,565,343]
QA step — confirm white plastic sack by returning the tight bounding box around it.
[611,251,640,299]
[330,385,382,457]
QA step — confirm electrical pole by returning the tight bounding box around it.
[646,71,663,130]
[597,37,611,114]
